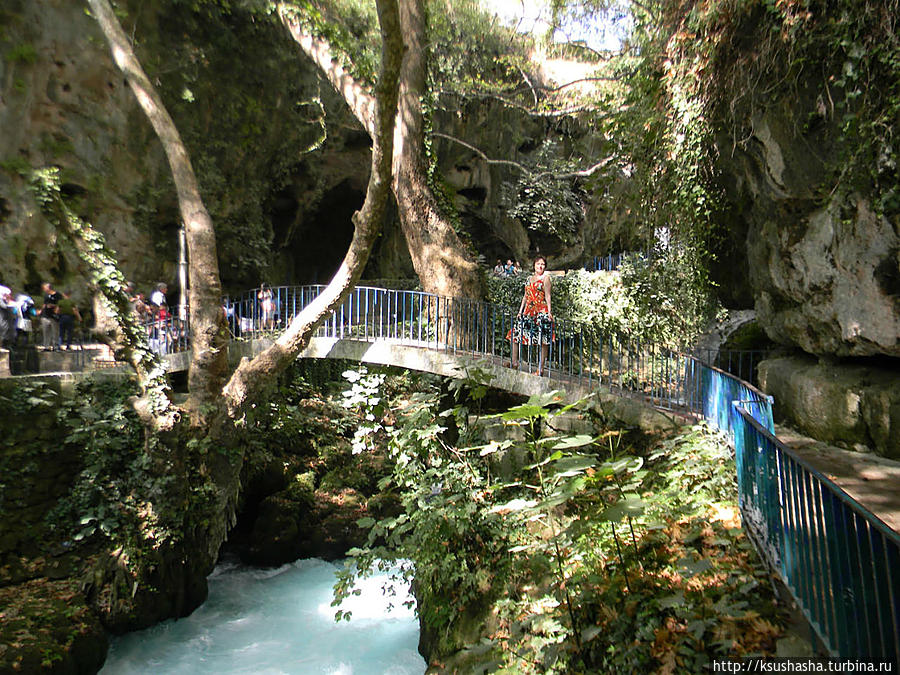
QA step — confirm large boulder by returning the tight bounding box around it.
[750,194,899,359]
[758,356,900,459]
[717,106,900,359]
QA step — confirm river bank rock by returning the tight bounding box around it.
[230,388,399,567]
[0,578,107,674]
[0,375,230,673]
[759,356,900,459]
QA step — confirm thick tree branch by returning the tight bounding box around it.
[518,66,539,108]
[29,168,177,433]
[537,75,631,91]
[280,0,483,302]
[434,89,611,119]
[278,6,377,136]
[87,0,228,425]
[432,131,534,174]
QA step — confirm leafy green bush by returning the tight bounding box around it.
[334,369,787,672]
[619,245,717,345]
[488,265,707,346]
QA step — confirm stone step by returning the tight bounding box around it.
[1,346,111,375]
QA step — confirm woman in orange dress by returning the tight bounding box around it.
[508,255,553,375]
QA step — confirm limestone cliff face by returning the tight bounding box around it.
[710,14,900,456]
[734,116,898,358]
[1,1,619,296]
[435,98,627,270]
[715,90,899,360]
[0,0,379,296]
[0,0,162,291]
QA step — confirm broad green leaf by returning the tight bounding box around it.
[581,625,602,642]
[508,543,535,553]
[499,403,547,420]
[526,390,565,409]
[526,450,563,469]
[676,557,713,578]
[687,619,709,641]
[658,593,685,609]
[599,496,646,522]
[553,454,596,476]
[489,498,538,514]
[551,434,594,449]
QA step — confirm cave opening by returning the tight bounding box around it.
[289,179,364,285]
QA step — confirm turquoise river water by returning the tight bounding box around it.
[99,557,426,674]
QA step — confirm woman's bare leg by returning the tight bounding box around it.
[537,344,549,375]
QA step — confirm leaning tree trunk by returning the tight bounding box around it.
[392,0,482,301]
[87,0,228,425]
[279,0,483,301]
[223,0,404,417]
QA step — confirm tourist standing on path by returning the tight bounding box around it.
[130,290,150,323]
[258,283,275,330]
[13,292,35,345]
[149,282,168,311]
[507,255,554,376]
[56,291,82,350]
[40,282,61,351]
[0,283,15,348]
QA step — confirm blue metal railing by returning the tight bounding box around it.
[217,285,706,412]
[140,312,191,357]
[156,283,898,660]
[586,250,649,272]
[691,347,772,387]
[587,252,628,272]
[731,405,900,662]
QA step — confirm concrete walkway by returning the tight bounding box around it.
[5,338,899,538]
[776,425,900,533]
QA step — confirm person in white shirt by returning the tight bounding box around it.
[0,284,14,348]
[13,293,35,345]
[149,282,168,310]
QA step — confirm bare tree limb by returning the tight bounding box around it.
[537,75,631,92]
[279,6,377,136]
[518,66,538,108]
[432,131,614,181]
[434,89,611,119]
[432,131,534,174]
[540,156,614,180]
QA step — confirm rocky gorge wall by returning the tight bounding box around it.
[0,0,397,298]
[709,6,900,458]
[0,0,617,302]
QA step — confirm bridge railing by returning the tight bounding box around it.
[140,312,191,357]
[153,283,898,660]
[731,404,900,662]
[214,286,755,416]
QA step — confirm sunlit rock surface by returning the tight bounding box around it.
[759,356,900,459]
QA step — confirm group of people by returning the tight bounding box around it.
[0,281,83,351]
[127,282,178,355]
[127,282,170,324]
[3,263,554,373]
[492,258,522,277]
